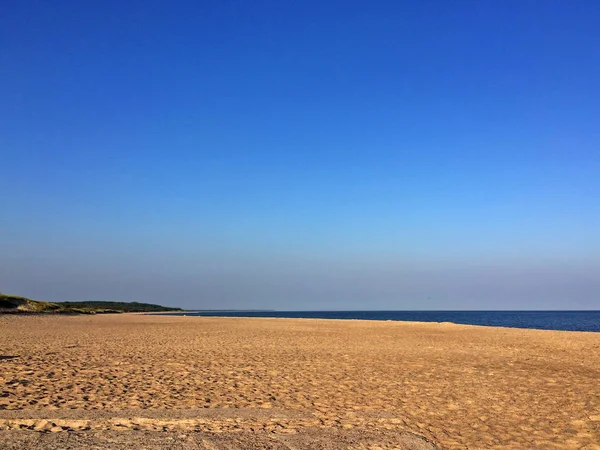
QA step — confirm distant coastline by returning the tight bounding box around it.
[0,293,182,315]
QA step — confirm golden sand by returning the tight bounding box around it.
[1,314,599,448]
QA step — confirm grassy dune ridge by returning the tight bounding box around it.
[0,293,181,314]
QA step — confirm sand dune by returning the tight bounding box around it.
[1,314,599,448]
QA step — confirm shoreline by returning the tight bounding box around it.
[5,309,599,333]
[149,310,600,333]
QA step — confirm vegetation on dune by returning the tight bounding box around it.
[0,293,182,314]
[0,293,64,312]
[58,301,183,313]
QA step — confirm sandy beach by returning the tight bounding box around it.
[1,314,599,449]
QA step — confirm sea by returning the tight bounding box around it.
[162,310,600,332]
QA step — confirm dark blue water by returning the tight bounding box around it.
[163,310,600,332]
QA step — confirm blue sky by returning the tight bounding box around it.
[1,1,599,309]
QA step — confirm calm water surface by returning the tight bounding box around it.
[162,310,600,332]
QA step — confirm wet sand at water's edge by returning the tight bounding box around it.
[1,314,599,448]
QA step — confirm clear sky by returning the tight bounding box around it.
[1,1,599,310]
